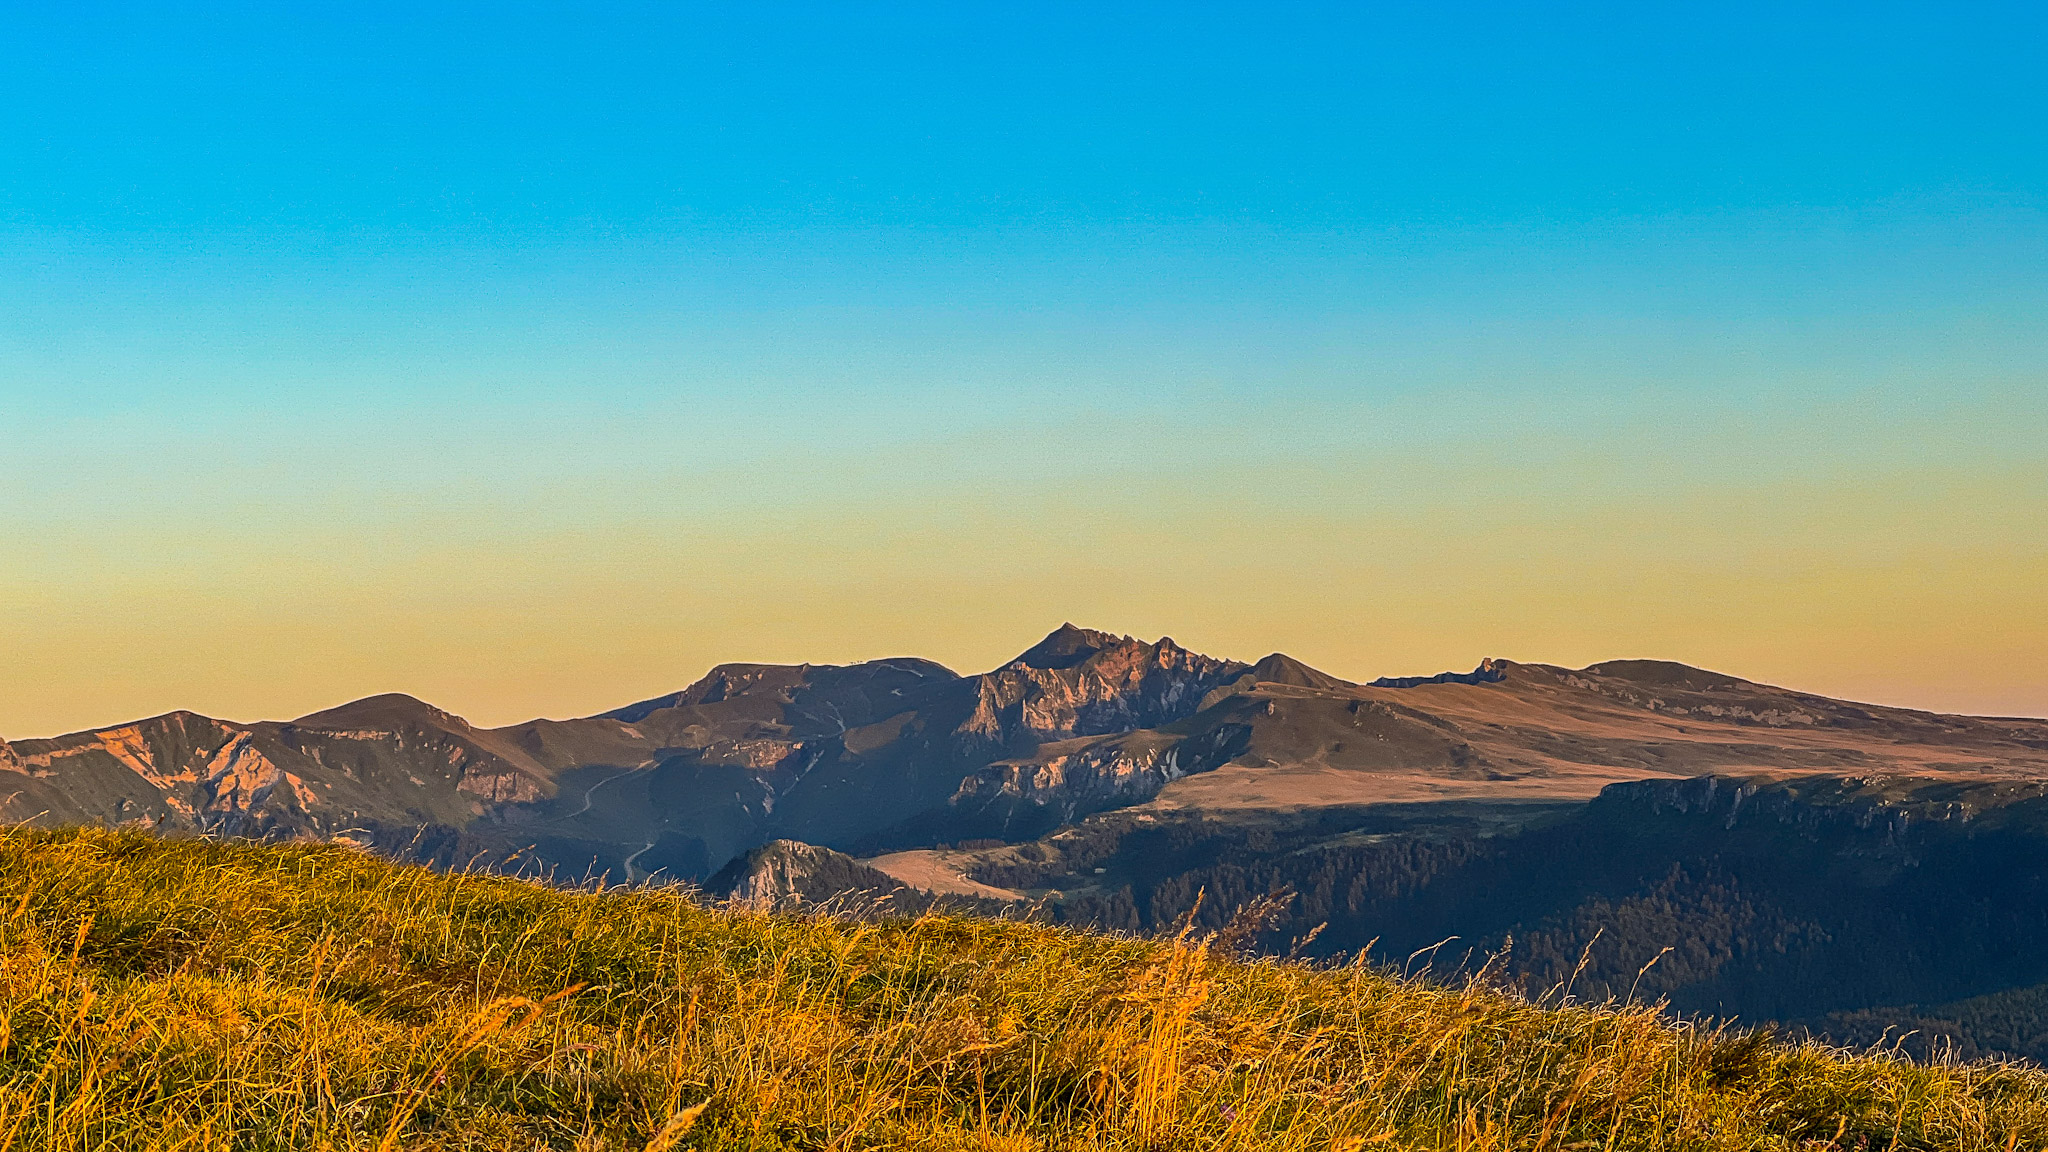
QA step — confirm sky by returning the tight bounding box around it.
[2,2,2045,737]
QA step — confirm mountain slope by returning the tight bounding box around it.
[1143,657,2048,812]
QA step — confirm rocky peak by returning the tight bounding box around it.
[0,736,21,775]
[961,628,1249,749]
[1012,623,1127,670]
[704,839,911,907]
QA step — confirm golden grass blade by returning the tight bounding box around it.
[644,1100,708,1152]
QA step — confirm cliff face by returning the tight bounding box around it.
[1592,772,2048,839]
[0,698,558,840]
[952,723,1256,820]
[954,626,1246,752]
[962,739,1192,812]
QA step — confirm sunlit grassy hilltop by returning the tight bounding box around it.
[1,829,2043,1151]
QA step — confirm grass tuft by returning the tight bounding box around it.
[0,827,2042,1150]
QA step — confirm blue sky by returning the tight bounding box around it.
[7,4,2043,233]
[2,3,2045,733]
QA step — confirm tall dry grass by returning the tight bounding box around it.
[0,827,2042,1150]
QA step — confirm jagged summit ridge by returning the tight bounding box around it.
[1010,623,1127,670]
[964,628,1247,749]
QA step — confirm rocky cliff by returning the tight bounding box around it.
[956,625,1246,750]
[1592,771,2048,838]
[951,722,1255,820]
[0,699,549,840]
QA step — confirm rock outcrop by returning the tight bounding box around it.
[956,626,1246,751]
[953,721,1255,820]
[703,839,916,908]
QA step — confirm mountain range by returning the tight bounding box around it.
[7,623,2047,880]
[10,623,2045,882]
[13,623,2048,1058]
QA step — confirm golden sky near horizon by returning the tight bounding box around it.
[5,377,2043,739]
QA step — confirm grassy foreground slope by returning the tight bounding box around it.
[1,832,2043,1152]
